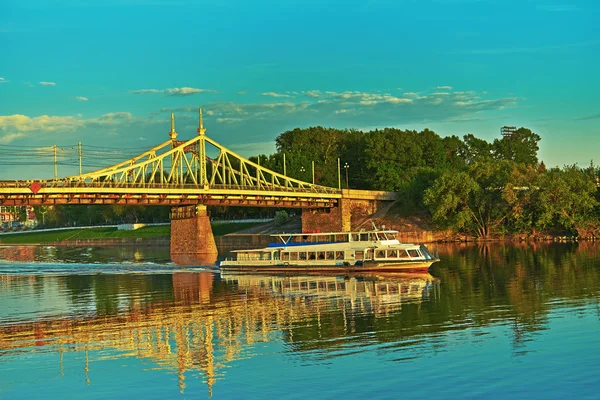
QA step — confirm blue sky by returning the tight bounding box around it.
[0,0,598,179]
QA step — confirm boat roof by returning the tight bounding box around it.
[270,230,399,238]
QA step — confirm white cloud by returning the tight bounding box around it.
[0,133,25,144]
[437,85,453,90]
[76,96,88,101]
[165,87,208,96]
[0,77,7,83]
[40,81,56,86]
[261,92,293,98]
[131,89,161,94]
[0,114,84,133]
[0,112,138,139]
[131,87,213,96]
[303,90,321,98]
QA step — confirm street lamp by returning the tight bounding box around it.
[300,166,305,181]
[344,163,349,189]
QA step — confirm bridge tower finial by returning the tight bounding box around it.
[197,107,206,136]
[169,111,178,140]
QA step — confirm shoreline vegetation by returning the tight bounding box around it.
[3,125,600,242]
[0,222,262,245]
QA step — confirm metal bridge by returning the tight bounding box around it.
[0,109,395,209]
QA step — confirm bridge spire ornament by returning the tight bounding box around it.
[197,107,206,136]
[169,112,178,140]
[197,107,208,186]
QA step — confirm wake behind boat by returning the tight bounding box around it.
[219,229,439,273]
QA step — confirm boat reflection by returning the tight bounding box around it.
[222,272,438,313]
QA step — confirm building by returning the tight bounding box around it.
[0,206,37,228]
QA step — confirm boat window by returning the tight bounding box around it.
[282,252,290,261]
[387,250,398,258]
[326,251,335,260]
[407,249,420,258]
[317,251,325,260]
[262,252,272,260]
[355,251,364,260]
[299,252,307,260]
[290,252,298,261]
[376,250,385,259]
[366,249,373,260]
[274,251,280,260]
[309,252,316,260]
[335,251,344,260]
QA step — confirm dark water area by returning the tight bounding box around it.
[1,242,599,399]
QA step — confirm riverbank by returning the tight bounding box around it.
[0,222,264,245]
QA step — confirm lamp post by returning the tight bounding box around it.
[300,166,305,180]
[344,163,349,189]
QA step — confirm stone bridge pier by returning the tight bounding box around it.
[301,196,389,233]
[170,205,218,266]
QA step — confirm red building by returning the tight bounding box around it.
[0,206,37,227]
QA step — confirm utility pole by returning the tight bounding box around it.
[344,163,349,189]
[53,145,58,179]
[337,158,341,190]
[283,153,287,176]
[78,141,82,175]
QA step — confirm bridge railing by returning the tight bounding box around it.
[0,180,341,195]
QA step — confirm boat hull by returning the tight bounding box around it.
[219,259,437,274]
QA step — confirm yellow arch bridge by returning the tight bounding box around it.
[0,108,397,262]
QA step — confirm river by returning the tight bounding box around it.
[0,242,599,399]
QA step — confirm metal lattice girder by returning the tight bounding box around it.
[0,110,399,207]
[51,131,339,195]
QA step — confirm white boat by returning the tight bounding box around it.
[219,229,439,273]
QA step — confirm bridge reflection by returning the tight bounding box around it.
[0,271,436,396]
[0,245,36,262]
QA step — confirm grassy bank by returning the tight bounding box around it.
[0,222,263,245]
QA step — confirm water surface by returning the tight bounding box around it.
[1,242,599,399]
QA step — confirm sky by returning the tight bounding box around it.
[0,0,598,179]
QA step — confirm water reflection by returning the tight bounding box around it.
[0,242,599,398]
[0,244,172,265]
[0,272,437,396]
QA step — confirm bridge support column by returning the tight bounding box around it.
[302,201,351,233]
[170,205,218,266]
[302,198,382,233]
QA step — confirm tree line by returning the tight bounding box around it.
[254,126,599,238]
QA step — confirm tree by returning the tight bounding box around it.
[493,127,541,165]
[461,134,492,164]
[364,128,424,191]
[424,160,516,238]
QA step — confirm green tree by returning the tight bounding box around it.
[493,127,541,165]
[424,160,516,238]
[461,134,492,164]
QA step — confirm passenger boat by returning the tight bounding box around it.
[219,229,439,273]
